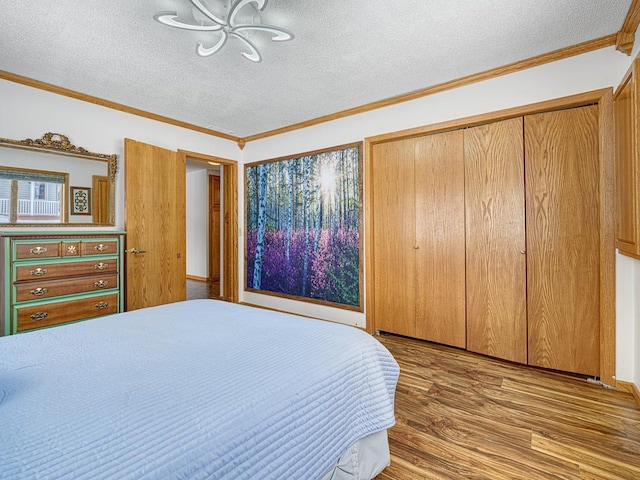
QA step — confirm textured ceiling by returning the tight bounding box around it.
[0,1,632,138]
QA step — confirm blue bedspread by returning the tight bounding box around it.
[0,300,399,479]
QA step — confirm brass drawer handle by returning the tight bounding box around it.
[29,246,48,255]
[30,268,48,277]
[29,287,48,297]
[95,302,109,310]
[94,244,109,252]
[95,262,109,270]
[30,312,48,321]
[94,280,109,288]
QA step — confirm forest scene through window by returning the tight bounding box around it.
[245,143,361,309]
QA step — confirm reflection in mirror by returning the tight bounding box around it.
[0,133,117,226]
[0,166,68,223]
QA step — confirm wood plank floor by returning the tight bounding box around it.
[186,279,220,300]
[374,334,640,480]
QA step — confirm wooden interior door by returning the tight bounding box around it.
[525,106,600,376]
[124,139,186,311]
[465,117,527,363]
[209,174,221,283]
[372,138,416,337]
[92,175,109,223]
[414,130,466,347]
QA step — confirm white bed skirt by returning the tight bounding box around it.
[318,430,390,480]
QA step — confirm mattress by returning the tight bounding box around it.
[0,299,399,479]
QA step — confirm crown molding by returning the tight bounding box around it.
[243,34,616,143]
[0,33,618,148]
[0,70,241,143]
[616,0,640,55]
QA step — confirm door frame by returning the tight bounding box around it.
[179,149,239,303]
[208,174,221,283]
[364,88,615,386]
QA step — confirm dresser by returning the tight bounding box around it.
[0,232,125,335]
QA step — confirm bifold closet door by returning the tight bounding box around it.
[464,117,527,363]
[414,131,466,347]
[372,138,416,337]
[525,105,600,376]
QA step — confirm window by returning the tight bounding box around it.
[0,167,67,223]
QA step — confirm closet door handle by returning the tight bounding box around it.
[520,250,526,254]
[413,245,420,250]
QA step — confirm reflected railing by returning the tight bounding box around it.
[0,199,61,217]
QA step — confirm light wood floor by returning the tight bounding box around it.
[374,334,640,480]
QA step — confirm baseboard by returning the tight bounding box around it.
[240,301,366,330]
[186,275,208,282]
[616,380,640,406]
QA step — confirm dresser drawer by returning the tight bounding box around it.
[15,259,118,282]
[15,242,61,260]
[16,294,118,332]
[62,242,81,257]
[15,274,118,302]
[82,240,118,256]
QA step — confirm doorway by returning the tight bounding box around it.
[181,150,238,303]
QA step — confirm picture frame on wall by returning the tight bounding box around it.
[244,142,363,311]
[70,186,91,215]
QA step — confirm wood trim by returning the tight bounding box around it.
[617,0,640,55]
[244,141,363,167]
[240,301,367,331]
[366,89,609,145]
[245,287,363,312]
[221,161,238,303]
[186,274,208,282]
[616,380,640,406]
[364,139,375,335]
[179,150,237,165]
[178,150,239,303]
[599,89,616,387]
[365,89,615,381]
[1,35,616,146]
[243,35,616,143]
[243,142,364,313]
[0,70,241,143]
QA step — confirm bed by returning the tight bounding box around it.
[0,299,399,479]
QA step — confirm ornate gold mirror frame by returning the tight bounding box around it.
[0,132,117,227]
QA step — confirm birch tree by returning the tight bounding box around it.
[253,163,268,289]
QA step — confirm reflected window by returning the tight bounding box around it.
[0,167,67,223]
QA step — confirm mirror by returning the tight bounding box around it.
[0,133,117,226]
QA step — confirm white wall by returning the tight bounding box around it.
[0,78,240,232]
[186,169,209,278]
[2,44,638,385]
[241,45,639,382]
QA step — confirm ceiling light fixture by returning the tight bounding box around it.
[154,0,293,63]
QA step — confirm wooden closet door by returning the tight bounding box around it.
[614,72,639,256]
[414,130,466,347]
[525,106,600,376]
[372,139,416,337]
[465,118,527,363]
